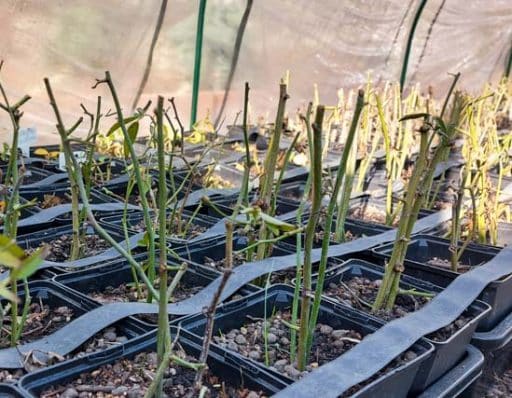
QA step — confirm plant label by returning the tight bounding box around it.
[58,151,88,171]
[18,127,37,156]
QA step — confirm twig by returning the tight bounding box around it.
[131,0,168,112]
[193,221,234,393]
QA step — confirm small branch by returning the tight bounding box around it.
[194,221,234,392]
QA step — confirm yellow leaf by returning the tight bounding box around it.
[33,148,49,157]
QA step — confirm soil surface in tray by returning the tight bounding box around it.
[89,283,203,305]
[133,218,208,240]
[5,169,47,185]
[38,194,72,209]
[324,276,469,342]
[426,257,471,272]
[348,204,397,226]
[0,304,129,383]
[214,310,416,396]
[88,281,245,323]
[27,234,111,262]
[203,251,296,285]
[40,347,265,398]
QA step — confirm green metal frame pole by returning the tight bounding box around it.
[190,0,207,130]
[400,0,428,94]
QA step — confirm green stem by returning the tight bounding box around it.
[373,125,430,311]
[400,0,428,93]
[297,105,324,371]
[156,96,168,398]
[190,0,207,129]
[307,90,365,354]
[232,82,251,218]
[102,72,156,302]
[44,77,160,301]
[256,82,288,260]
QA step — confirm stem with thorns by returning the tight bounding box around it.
[155,96,169,397]
[256,82,289,260]
[307,91,365,353]
[297,105,324,370]
[96,72,157,301]
[44,77,160,300]
[233,82,251,218]
[194,221,234,392]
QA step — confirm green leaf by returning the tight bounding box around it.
[432,117,448,134]
[106,115,139,136]
[0,236,24,268]
[0,283,17,302]
[399,113,429,122]
[12,249,43,280]
[124,121,140,158]
[137,232,151,247]
[259,212,297,232]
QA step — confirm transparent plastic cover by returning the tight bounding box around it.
[0,0,510,143]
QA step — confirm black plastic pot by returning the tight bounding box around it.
[18,327,287,397]
[351,169,403,198]
[53,252,259,324]
[0,281,150,378]
[19,186,126,224]
[2,165,53,188]
[15,223,129,273]
[313,259,490,392]
[372,235,505,331]
[176,235,294,271]
[176,163,245,191]
[470,307,512,395]
[0,384,25,397]
[471,332,512,397]
[99,210,217,247]
[417,345,484,398]
[279,211,392,249]
[179,285,434,397]
[347,194,436,228]
[209,191,300,217]
[0,198,40,235]
[277,181,308,203]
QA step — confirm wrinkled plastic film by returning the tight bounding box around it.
[0,0,510,143]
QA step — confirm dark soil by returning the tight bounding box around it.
[88,281,245,324]
[17,169,48,185]
[203,252,247,271]
[0,303,74,349]
[27,234,111,262]
[203,252,297,285]
[0,304,129,383]
[324,276,469,342]
[89,283,203,305]
[215,310,416,396]
[39,194,71,209]
[40,346,265,398]
[133,218,208,240]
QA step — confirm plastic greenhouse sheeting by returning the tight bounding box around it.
[0,0,510,144]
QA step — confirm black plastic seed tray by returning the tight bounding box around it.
[372,234,505,331]
[53,252,260,325]
[18,328,287,397]
[314,258,490,392]
[180,284,435,397]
